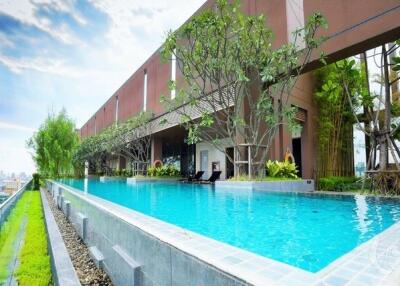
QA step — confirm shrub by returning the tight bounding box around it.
[0,193,29,283]
[0,191,51,285]
[119,169,133,177]
[32,173,40,190]
[15,191,51,285]
[318,176,359,192]
[266,160,298,178]
[147,166,157,177]
[147,165,180,177]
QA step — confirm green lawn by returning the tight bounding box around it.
[0,191,51,285]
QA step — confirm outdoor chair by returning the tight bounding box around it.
[180,171,204,183]
[197,171,222,184]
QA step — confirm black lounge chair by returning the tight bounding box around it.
[198,171,222,184]
[180,171,204,182]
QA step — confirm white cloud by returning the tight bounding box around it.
[0,0,207,175]
[0,32,14,48]
[0,142,35,174]
[0,0,84,44]
[87,0,205,75]
[0,121,35,132]
[77,0,206,112]
[0,54,89,77]
[33,0,87,26]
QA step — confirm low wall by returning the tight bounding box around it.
[40,190,80,286]
[215,179,315,192]
[46,181,256,286]
[99,176,126,182]
[126,177,179,184]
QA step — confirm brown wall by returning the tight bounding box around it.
[78,0,400,178]
[80,0,400,136]
[305,0,400,67]
[118,71,143,122]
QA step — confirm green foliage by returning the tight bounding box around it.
[160,0,326,176]
[0,191,50,285]
[73,111,153,175]
[392,41,400,72]
[318,176,359,192]
[147,165,180,177]
[113,169,133,177]
[15,192,51,285]
[32,173,40,190]
[265,160,298,179]
[0,193,29,283]
[314,59,366,177]
[27,109,78,178]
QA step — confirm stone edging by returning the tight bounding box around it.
[40,189,81,286]
[215,179,315,192]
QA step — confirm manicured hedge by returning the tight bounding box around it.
[147,165,180,177]
[15,192,51,285]
[32,173,41,190]
[0,193,28,282]
[0,191,51,285]
[318,176,359,192]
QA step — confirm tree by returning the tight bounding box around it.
[73,111,153,176]
[314,59,366,177]
[27,110,79,178]
[160,0,326,177]
[340,42,400,194]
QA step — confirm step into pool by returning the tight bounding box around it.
[58,178,400,272]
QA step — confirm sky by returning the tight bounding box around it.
[0,0,205,175]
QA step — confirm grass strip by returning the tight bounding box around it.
[0,192,31,283]
[15,191,51,285]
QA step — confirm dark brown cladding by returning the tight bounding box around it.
[79,0,400,137]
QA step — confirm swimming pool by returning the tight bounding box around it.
[58,178,400,272]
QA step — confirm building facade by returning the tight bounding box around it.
[79,0,400,179]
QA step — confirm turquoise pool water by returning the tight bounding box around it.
[58,178,400,272]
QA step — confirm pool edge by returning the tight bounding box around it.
[48,180,400,286]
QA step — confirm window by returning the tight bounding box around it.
[143,70,148,111]
[171,50,176,99]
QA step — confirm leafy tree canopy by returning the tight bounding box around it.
[72,111,154,173]
[160,0,326,176]
[27,109,78,178]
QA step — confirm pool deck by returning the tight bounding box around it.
[48,180,400,286]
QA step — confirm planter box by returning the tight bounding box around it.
[215,179,314,192]
[127,177,180,184]
[99,176,126,182]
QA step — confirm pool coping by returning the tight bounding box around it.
[49,180,400,286]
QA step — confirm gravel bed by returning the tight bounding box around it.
[44,190,113,286]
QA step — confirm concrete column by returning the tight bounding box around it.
[150,137,163,165]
